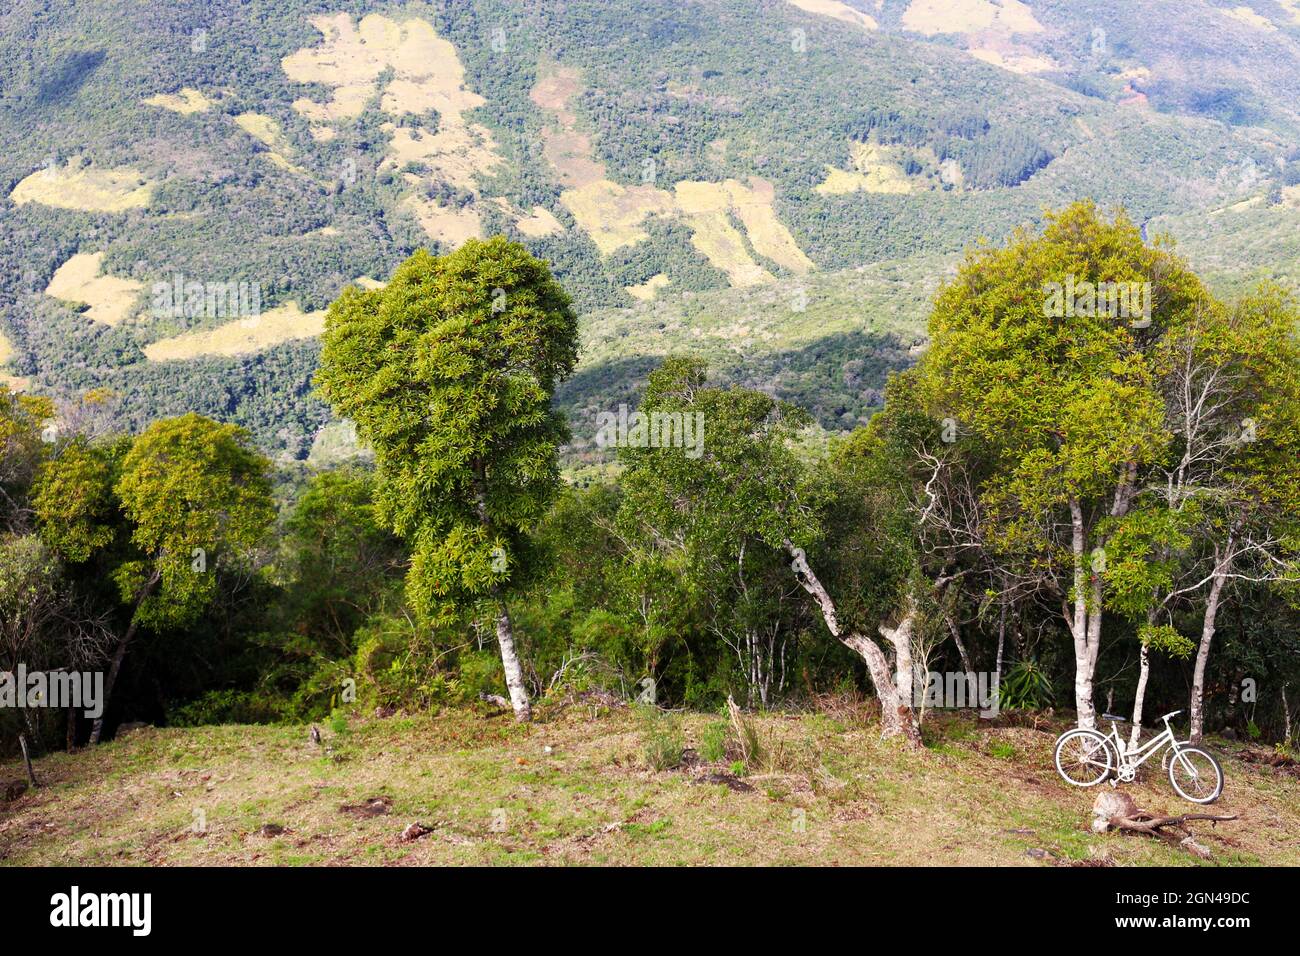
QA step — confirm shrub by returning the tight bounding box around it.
[699,720,729,762]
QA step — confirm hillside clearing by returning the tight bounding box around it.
[10,162,154,212]
[45,252,144,326]
[144,88,213,114]
[2,708,1292,866]
[785,0,879,30]
[143,302,325,361]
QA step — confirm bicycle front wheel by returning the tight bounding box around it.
[1054,729,1113,787]
[1168,746,1224,804]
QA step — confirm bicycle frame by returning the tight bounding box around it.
[1100,714,1187,770]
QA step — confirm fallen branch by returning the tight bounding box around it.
[1091,791,1236,858]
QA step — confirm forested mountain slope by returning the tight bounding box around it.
[1,0,1297,458]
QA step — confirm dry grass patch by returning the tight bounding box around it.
[901,0,1043,35]
[400,195,483,248]
[785,0,878,30]
[284,13,506,246]
[384,122,502,194]
[514,206,563,238]
[235,113,305,174]
[724,178,814,274]
[45,252,144,327]
[532,65,809,281]
[626,274,670,301]
[1223,5,1275,29]
[561,180,676,255]
[10,161,153,213]
[968,44,1055,74]
[143,302,325,361]
[817,142,925,195]
[143,88,213,114]
[529,65,582,121]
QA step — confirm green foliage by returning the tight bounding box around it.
[113,413,275,628]
[170,689,293,727]
[316,238,578,623]
[699,719,729,763]
[635,704,684,771]
[999,661,1055,711]
[1137,623,1194,659]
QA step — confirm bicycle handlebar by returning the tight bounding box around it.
[1160,710,1182,722]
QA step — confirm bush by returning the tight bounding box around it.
[170,689,293,727]
[699,720,729,762]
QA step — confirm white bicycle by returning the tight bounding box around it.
[1053,710,1223,804]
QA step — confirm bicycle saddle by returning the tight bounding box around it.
[1101,713,1128,722]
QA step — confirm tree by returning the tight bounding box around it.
[0,385,53,533]
[275,468,405,661]
[315,238,579,722]
[35,414,274,743]
[1151,287,1300,741]
[617,359,923,744]
[920,202,1209,729]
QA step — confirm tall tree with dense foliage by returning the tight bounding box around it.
[920,202,1209,729]
[316,238,579,722]
[35,414,274,743]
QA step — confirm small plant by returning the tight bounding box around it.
[988,739,1017,760]
[328,709,349,735]
[999,660,1055,711]
[726,695,764,771]
[700,720,729,762]
[729,760,746,777]
[635,704,684,771]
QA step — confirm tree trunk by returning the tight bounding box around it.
[994,591,1007,684]
[90,570,161,745]
[1068,498,1098,730]
[880,602,921,737]
[1190,569,1228,745]
[18,733,38,788]
[495,602,531,723]
[1129,642,1150,750]
[89,624,133,745]
[944,609,975,675]
[785,541,922,747]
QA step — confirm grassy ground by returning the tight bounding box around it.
[2,702,1296,866]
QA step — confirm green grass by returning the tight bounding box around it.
[2,707,1295,867]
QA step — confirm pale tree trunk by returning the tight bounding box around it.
[880,602,921,737]
[1190,566,1229,744]
[471,465,532,723]
[1066,468,1137,731]
[1129,642,1150,750]
[1068,498,1098,730]
[785,541,922,747]
[994,591,1007,684]
[495,602,531,723]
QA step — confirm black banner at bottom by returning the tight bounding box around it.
[0,865,1287,941]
